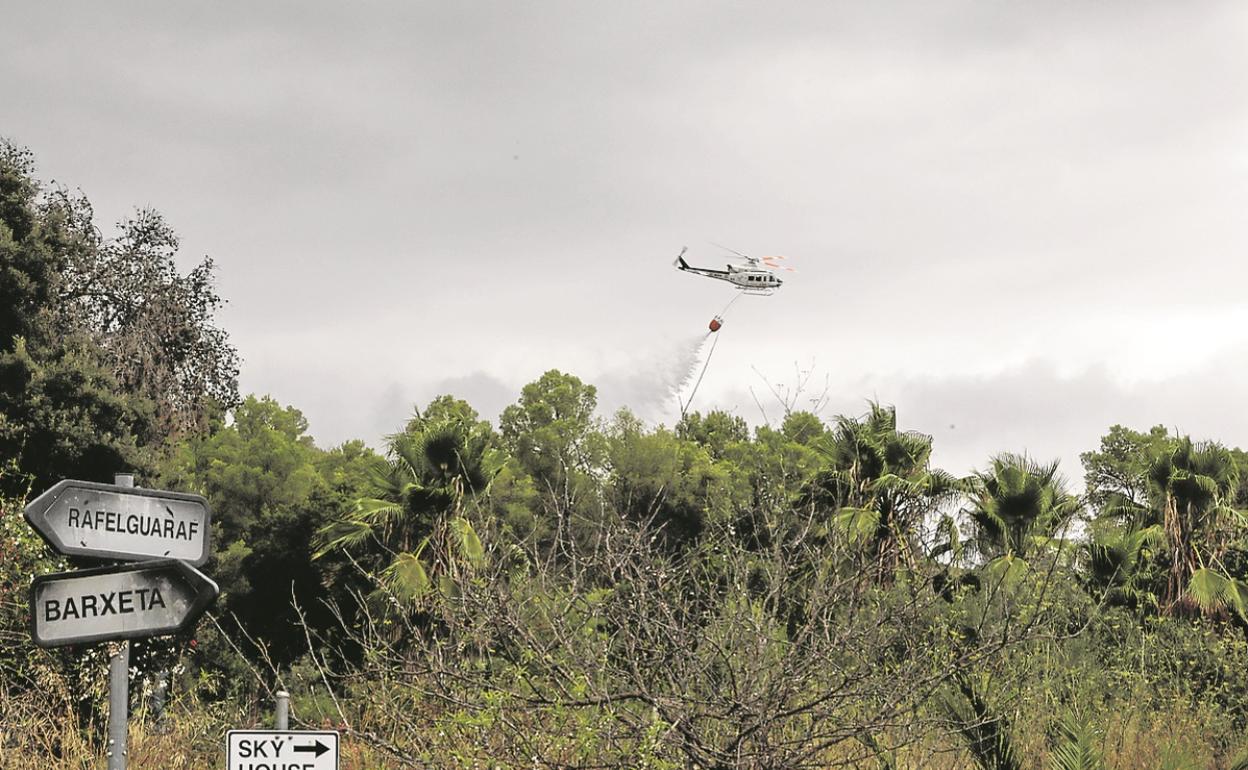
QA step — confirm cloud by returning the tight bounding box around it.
[349,372,519,447]
[694,348,1248,492]
[6,2,1247,468]
[888,354,1248,484]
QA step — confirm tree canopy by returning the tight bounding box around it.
[0,139,238,495]
[7,141,1248,768]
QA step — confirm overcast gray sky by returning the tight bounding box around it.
[4,1,1247,481]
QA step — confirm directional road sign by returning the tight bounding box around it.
[226,730,339,770]
[25,479,211,566]
[29,559,218,648]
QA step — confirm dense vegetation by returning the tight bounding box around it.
[4,142,1248,769]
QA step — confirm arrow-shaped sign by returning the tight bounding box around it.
[25,479,211,565]
[29,559,218,648]
[294,740,331,757]
[226,730,339,769]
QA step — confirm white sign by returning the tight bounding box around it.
[30,560,218,647]
[226,730,339,770]
[25,479,211,565]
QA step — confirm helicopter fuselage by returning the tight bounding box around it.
[673,254,783,293]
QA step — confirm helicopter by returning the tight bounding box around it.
[671,245,794,295]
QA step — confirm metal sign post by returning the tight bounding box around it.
[275,691,290,730]
[108,638,129,770]
[109,473,132,770]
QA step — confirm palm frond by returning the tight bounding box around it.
[353,495,407,523]
[1185,568,1248,618]
[1097,491,1152,527]
[1048,714,1103,770]
[940,674,1020,770]
[450,516,485,566]
[931,514,963,564]
[831,506,882,544]
[982,554,1029,590]
[382,549,432,605]
[313,518,375,559]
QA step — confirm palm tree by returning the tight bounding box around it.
[316,416,498,605]
[811,402,964,580]
[965,454,1081,565]
[1145,437,1246,615]
[1083,523,1164,614]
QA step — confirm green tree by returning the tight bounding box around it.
[317,402,497,606]
[0,142,59,348]
[780,410,825,446]
[1146,438,1247,616]
[717,423,818,552]
[810,403,962,579]
[160,395,376,665]
[0,141,158,494]
[55,207,239,439]
[407,394,492,435]
[1080,426,1248,619]
[500,370,606,518]
[1083,522,1165,614]
[676,409,750,460]
[605,410,731,547]
[965,454,1080,565]
[0,139,237,494]
[1080,424,1173,517]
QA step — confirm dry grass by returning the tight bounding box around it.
[0,675,423,770]
[0,675,1235,769]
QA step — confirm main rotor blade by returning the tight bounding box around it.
[709,241,750,259]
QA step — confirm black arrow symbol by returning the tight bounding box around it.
[293,740,329,757]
